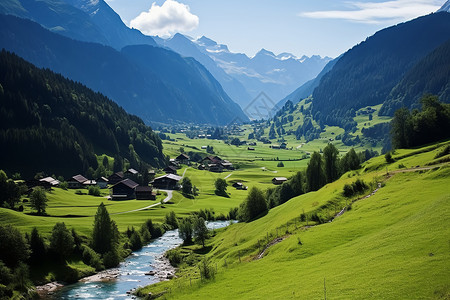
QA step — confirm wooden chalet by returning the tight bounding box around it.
[111,179,139,200]
[135,186,156,200]
[108,172,124,185]
[83,180,97,187]
[232,182,247,190]
[39,177,60,188]
[248,147,255,151]
[272,177,288,185]
[68,174,88,189]
[175,153,190,165]
[164,166,178,175]
[96,177,109,189]
[151,174,182,190]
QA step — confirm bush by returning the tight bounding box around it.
[227,207,238,220]
[385,152,394,163]
[75,190,83,195]
[129,231,142,251]
[103,250,120,268]
[178,218,193,245]
[198,258,215,280]
[165,249,182,267]
[81,245,104,271]
[277,161,284,167]
[59,182,68,190]
[165,211,178,229]
[88,186,101,196]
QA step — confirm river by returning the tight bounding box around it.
[52,220,233,299]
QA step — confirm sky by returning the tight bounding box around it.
[104,0,446,58]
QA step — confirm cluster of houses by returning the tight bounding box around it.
[197,156,234,172]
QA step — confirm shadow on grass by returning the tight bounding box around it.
[193,245,213,255]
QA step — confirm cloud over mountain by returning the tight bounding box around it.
[300,0,442,24]
[130,0,198,36]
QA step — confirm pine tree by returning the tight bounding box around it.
[92,203,113,254]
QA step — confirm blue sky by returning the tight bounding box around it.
[105,0,445,58]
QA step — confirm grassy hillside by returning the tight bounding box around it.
[137,141,450,299]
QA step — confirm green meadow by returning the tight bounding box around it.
[136,140,450,299]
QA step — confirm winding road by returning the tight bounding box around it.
[111,189,173,215]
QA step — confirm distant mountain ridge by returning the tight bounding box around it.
[0,0,156,49]
[154,33,331,112]
[0,14,248,125]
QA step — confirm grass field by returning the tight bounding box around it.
[136,140,450,299]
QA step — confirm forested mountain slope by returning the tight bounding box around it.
[0,50,165,178]
[311,12,450,127]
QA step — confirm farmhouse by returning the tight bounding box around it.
[280,142,287,149]
[175,153,190,165]
[82,180,97,187]
[96,177,109,189]
[272,177,288,185]
[135,186,156,200]
[111,179,139,200]
[39,177,60,188]
[108,172,124,185]
[67,174,88,189]
[164,166,178,175]
[151,174,182,190]
[248,147,255,151]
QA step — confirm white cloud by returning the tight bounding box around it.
[300,0,442,24]
[130,0,199,36]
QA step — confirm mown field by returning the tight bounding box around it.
[137,141,450,299]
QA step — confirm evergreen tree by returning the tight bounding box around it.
[306,152,326,191]
[92,203,113,254]
[323,143,340,183]
[50,222,74,261]
[0,225,30,268]
[238,187,268,222]
[29,227,46,263]
[181,177,193,197]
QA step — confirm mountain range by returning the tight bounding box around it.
[0,10,248,125]
[155,34,331,113]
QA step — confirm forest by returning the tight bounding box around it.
[0,50,166,178]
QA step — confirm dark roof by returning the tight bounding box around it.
[176,153,190,160]
[113,179,139,189]
[164,166,177,171]
[109,172,124,179]
[125,168,138,175]
[70,174,88,183]
[136,185,152,192]
[97,177,109,182]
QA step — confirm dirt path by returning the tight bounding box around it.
[224,172,233,179]
[111,190,173,215]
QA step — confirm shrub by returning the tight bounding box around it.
[178,218,193,245]
[385,152,394,163]
[59,182,68,190]
[88,186,101,196]
[103,250,120,268]
[75,190,83,195]
[81,245,104,271]
[227,207,238,220]
[277,161,284,167]
[165,249,182,267]
[165,211,178,229]
[198,258,215,280]
[129,231,142,251]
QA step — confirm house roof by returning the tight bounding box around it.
[113,179,139,189]
[109,172,124,179]
[273,177,288,181]
[125,168,138,175]
[176,153,190,160]
[83,180,97,185]
[97,177,109,182]
[70,174,88,183]
[136,185,153,192]
[153,174,182,182]
[39,177,60,186]
[164,166,177,171]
